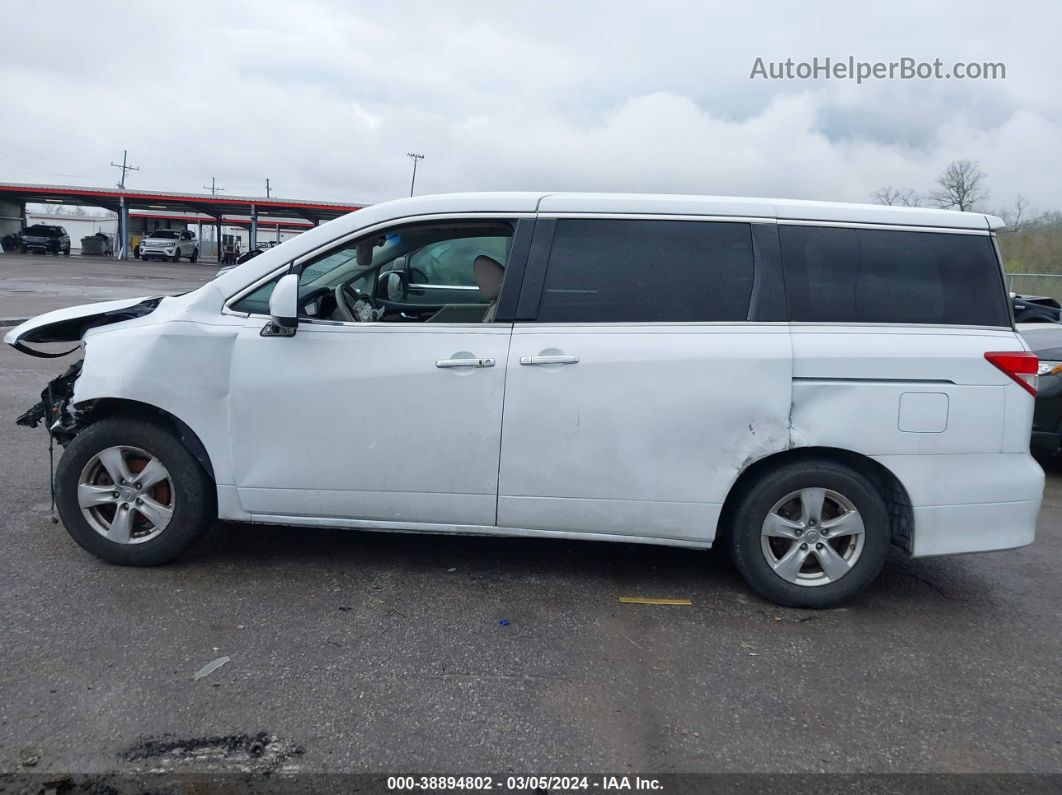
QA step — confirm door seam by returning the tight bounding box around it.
[494,323,515,526]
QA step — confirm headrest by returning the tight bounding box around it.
[473,255,504,302]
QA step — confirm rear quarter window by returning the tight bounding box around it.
[780,226,1010,327]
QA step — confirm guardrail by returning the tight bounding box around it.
[1008,273,1062,300]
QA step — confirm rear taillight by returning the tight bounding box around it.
[985,351,1039,396]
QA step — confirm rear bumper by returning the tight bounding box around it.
[872,453,1044,557]
[910,499,1039,557]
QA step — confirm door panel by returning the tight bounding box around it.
[229,320,511,525]
[498,324,792,542]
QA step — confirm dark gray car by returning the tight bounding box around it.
[1019,322,1062,456]
[20,224,71,256]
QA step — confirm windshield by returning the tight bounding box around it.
[24,226,58,236]
[148,230,179,239]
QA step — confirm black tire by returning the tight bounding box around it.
[172,250,181,262]
[63,247,70,256]
[190,247,198,263]
[727,458,891,608]
[54,418,216,565]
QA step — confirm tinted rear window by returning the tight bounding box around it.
[537,219,754,323]
[779,226,1009,327]
[24,225,59,236]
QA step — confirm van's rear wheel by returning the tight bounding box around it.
[728,459,890,608]
[55,418,215,565]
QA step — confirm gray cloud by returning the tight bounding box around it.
[2,0,1060,212]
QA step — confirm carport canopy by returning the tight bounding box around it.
[0,182,364,225]
[0,181,366,259]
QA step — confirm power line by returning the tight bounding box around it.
[110,150,139,189]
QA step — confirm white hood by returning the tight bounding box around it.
[4,296,159,350]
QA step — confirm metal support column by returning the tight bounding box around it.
[250,204,257,250]
[216,219,222,264]
[118,196,129,260]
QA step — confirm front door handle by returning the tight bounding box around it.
[519,354,579,366]
[435,357,495,368]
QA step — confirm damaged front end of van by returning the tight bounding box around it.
[6,297,163,444]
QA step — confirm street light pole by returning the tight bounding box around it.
[406,152,424,197]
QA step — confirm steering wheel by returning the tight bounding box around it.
[335,283,378,322]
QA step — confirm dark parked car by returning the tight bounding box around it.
[1018,322,1062,456]
[21,224,70,256]
[1012,293,1062,323]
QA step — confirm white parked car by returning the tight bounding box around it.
[4,193,1044,607]
[139,229,198,262]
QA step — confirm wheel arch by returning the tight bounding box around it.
[76,398,216,482]
[718,446,914,553]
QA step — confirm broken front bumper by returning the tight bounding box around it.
[17,360,84,444]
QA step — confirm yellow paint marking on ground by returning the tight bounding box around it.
[618,597,692,606]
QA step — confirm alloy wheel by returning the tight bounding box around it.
[759,487,865,587]
[77,445,174,544]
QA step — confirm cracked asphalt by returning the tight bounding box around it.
[0,254,1059,777]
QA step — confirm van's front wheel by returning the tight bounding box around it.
[55,418,215,565]
[728,459,890,608]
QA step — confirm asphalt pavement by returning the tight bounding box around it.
[0,254,1059,780]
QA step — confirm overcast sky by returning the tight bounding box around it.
[3,0,1060,213]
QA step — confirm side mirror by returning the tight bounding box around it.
[264,273,299,336]
[380,270,406,302]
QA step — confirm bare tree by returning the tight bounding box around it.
[930,160,988,212]
[871,186,924,207]
[996,194,1031,231]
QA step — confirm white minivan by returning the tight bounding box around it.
[5,193,1044,607]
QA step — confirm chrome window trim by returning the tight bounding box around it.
[510,321,1011,331]
[534,213,990,235]
[537,212,775,223]
[776,218,992,235]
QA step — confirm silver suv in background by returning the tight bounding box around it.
[139,229,198,262]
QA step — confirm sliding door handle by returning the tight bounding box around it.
[519,354,579,366]
[435,357,495,368]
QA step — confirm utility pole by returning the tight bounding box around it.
[110,150,139,189]
[203,177,225,195]
[265,178,271,198]
[406,152,424,197]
